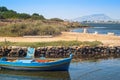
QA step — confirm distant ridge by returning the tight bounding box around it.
[73,14,112,22]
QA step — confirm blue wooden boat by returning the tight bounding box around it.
[0,47,73,71]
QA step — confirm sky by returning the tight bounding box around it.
[0,0,120,19]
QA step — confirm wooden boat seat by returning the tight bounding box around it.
[7,59,17,62]
[35,59,55,63]
[15,60,34,63]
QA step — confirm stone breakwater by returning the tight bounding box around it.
[0,46,120,59]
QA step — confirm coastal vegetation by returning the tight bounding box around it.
[0,6,88,37]
[0,41,102,48]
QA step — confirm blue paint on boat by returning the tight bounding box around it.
[0,54,73,71]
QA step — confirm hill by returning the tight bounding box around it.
[73,14,112,22]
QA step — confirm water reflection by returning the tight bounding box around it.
[0,70,71,80]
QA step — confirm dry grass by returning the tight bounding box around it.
[0,32,120,46]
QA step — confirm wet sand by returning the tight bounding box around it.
[0,32,120,46]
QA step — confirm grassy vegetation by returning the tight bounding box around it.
[0,19,89,37]
[0,6,89,37]
[0,20,66,36]
[0,41,102,48]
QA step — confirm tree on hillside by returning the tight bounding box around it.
[2,10,18,19]
[31,13,45,20]
[0,14,4,19]
[0,6,18,19]
[0,6,8,12]
[32,13,39,16]
[50,18,64,22]
[0,6,8,19]
[0,6,46,20]
[18,13,31,19]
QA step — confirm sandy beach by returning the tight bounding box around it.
[0,32,120,46]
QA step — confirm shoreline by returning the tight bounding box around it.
[0,32,120,46]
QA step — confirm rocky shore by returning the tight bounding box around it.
[0,46,120,60]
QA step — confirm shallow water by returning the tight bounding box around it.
[72,23,120,36]
[1,58,120,80]
[70,58,120,80]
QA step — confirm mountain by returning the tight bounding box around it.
[73,14,112,22]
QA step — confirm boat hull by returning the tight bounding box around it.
[1,61,70,71]
[0,56,72,71]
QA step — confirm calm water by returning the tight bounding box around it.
[1,58,120,80]
[72,23,120,36]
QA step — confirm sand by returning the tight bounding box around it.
[0,32,120,46]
